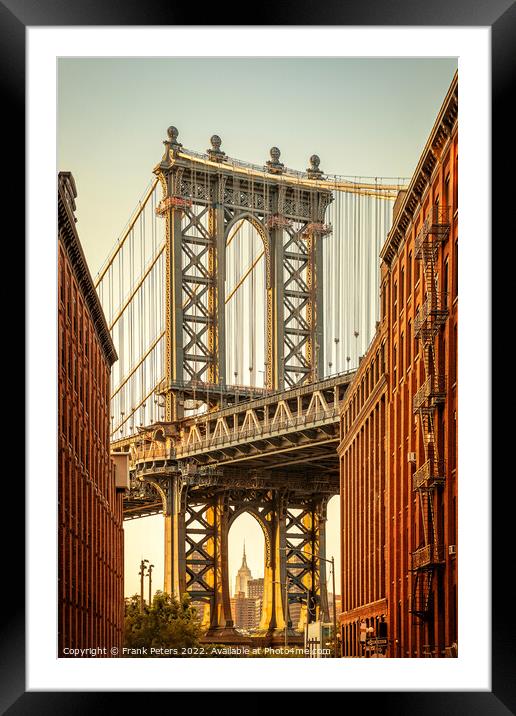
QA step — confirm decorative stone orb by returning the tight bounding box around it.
[167,126,179,142]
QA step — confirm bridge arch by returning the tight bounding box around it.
[228,508,271,633]
[144,477,169,514]
[228,505,272,568]
[224,212,272,289]
[224,214,270,390]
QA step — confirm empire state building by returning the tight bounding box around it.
[234,543,252,595]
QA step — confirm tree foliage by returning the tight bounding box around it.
[124,590,202,656]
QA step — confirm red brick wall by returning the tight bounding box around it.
[382,129,458,657]
[58,242,124,656]
[338,80,458,658]
[338,332,388,656]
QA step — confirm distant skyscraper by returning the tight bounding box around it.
[234,542,252,596]
[247,578,264,599]
[230,591,262,631]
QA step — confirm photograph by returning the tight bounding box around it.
[57,56,459,660]
[0,0,505,703]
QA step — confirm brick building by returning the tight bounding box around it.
[230,592,262,631]
[338,73,458,658]
[247,577,264,600]
[58,171,125,656]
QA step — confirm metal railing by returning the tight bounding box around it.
[412,459,446,491]
[415,205,451,258]
[181,148,410,190]
[411,544,446,571]
[129,405,341,464]
[176,406,340,457]
[414,292,449,337]
[412,374,447,413]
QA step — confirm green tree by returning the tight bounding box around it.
[124,590,202,656]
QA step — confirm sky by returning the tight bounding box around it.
[57,57,457,598]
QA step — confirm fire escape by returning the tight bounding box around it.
[410,205,450,620]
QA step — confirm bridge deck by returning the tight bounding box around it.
[114,371,355,519]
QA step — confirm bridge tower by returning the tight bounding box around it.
[155,128,332,421]
[122,128,339,644]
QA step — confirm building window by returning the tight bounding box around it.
[60,329,65,372]
[453,153,458,209]
[445,173,451,208]
[400,267,405,308]
[452,324,457,384]
[444,258,449,308]
[400,334,404,378]
[60,265,65,305]
[72,293,77,332]
[393,280,397,319]
[454,239,458,298]
[393,344,397,385]
[407,320,412,367]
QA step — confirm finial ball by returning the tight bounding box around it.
[167,126,179,141]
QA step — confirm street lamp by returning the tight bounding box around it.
[148,563,155,607]
[280,547,339,658]
[139,559,149,613]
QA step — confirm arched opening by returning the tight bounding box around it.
[228,511,267,635]
[225,216,268,390]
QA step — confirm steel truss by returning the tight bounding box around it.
[155,131,333,419]
[126,463,334,640]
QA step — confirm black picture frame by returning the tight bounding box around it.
[8,0,506,710]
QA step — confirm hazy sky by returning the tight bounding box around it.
[57,57,457,598]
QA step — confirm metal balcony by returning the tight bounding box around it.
[415,205,451,260]
[412,374,447,413]
[414,293,449,341]
[413,458,446,490]
[411,544,446,571]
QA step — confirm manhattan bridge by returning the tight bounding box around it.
[100,128,407,643]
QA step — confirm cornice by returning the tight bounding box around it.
[380,72,458,268]
[58,172,118,367]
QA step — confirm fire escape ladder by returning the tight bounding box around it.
[419,489,430,546]
[411,570,434,619]
[410,204,450,622]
